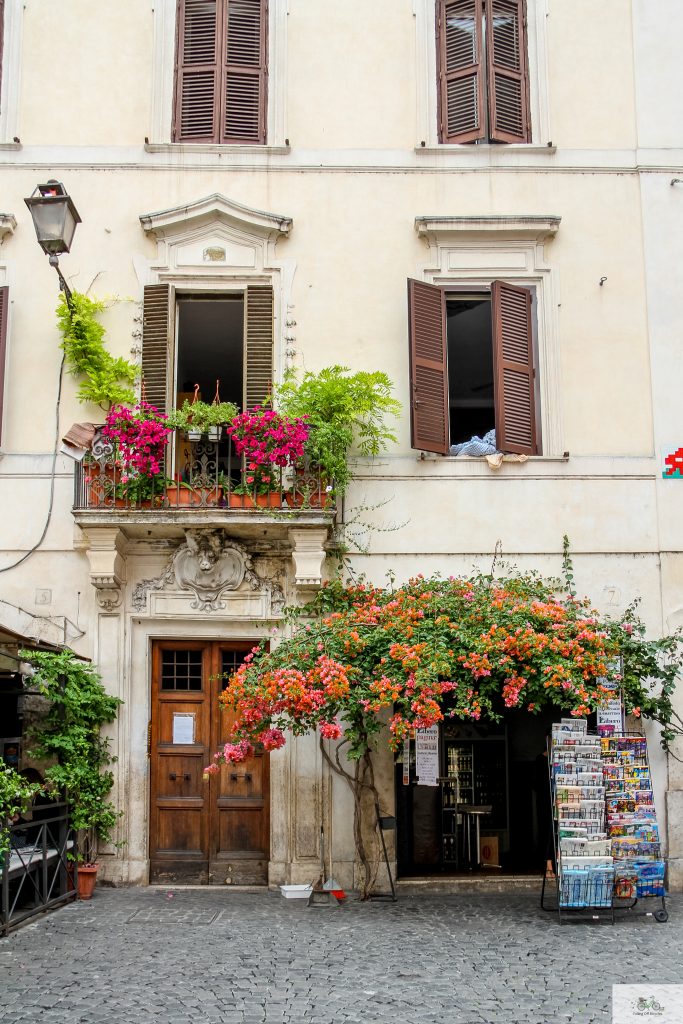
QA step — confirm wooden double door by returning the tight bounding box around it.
[149,640,270,885]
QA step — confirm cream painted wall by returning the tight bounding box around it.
[14,0,642,152]
[19,0,153,146]
[633,0,683,150]
[286,0,416,151]
[547,0,637,151]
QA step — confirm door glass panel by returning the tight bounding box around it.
[161,649,203,690]
[220,648,249,686]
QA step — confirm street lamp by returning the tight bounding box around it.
[24,180,81,309]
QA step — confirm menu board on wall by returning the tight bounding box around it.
[415,725,439,786]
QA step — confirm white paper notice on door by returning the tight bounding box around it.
[415,725,439,786]
[172,713,195,745]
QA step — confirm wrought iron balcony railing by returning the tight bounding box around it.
[73,433,335,514]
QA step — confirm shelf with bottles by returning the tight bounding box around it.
[444,743,474,801]
[446,743,473,779]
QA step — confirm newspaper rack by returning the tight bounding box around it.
[541,721,668,925]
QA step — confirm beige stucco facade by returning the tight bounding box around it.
[0,0,681,890]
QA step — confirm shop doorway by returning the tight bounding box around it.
[149,640,269,885]
[395,707,558,877]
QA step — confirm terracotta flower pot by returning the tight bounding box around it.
[229,492,282,509]
[286,489,332,509]
[166,485,222,506]
[114,497,152,509]
[85,463,119,508]
[166,485,202,507]
[77,863,99,900]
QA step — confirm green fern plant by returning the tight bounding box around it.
[275,366,401,495]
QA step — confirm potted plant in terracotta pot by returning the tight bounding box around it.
[113,471,172,508]
[21,650,123,901]
[101,401,172,484]
[226,407,309,508]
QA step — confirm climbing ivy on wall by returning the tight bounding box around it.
[56,292,138,410]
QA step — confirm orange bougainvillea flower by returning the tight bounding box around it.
[208,568,683,767]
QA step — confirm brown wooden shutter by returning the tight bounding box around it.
[244,285,273,409]
[437,0,485,144]
[142,285,172,415]
[224,0,267,144]
[0,287,8,445]
[487,0,530,143]
[408,279,449,455]
[174,0,221,143]
[491,280,537,455]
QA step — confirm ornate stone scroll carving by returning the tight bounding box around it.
[173,530,247,611]
[131,562,176,612]
[248,556,286,616]
[131,530,285,614]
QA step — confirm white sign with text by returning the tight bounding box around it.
[415,725,439,787]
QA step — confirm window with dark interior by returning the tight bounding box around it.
[141,284,273,474]
[408,279,540,456]
[173,0,268,144]
[437,0,530,144]
[142,284,273,416]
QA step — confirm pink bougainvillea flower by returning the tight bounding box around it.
[319,721,342,740]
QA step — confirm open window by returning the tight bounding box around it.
[408,278,539,456]
[141,283,273,416]
[436,0,531,144]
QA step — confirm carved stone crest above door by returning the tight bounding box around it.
[132,529,285,614]
[173,530,247,610]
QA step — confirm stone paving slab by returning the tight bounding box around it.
[0,887,681,1024]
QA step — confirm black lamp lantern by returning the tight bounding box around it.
[24,180,81,256]
[24,180,81,310]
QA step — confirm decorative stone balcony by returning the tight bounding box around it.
[71,435,336,606]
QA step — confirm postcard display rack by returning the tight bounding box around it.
[543,720,668,924]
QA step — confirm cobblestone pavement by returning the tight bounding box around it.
[0,887,681,1024]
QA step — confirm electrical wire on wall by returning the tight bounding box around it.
[0,349,66,573]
